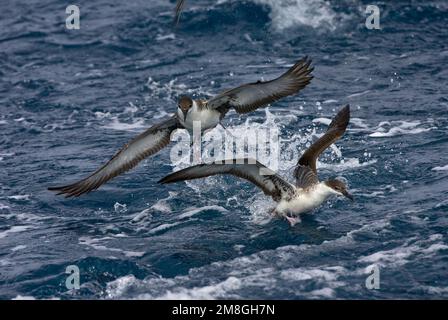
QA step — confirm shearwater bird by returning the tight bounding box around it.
[174,0,186,25]
[159,105,353,226]
[48,57,313,197]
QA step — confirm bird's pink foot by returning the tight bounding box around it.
[285,215,301,227]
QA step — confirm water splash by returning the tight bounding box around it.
[251,0,343,31]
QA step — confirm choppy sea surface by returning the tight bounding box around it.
[1,0,447,299]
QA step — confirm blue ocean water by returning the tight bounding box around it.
[0,0,447,299]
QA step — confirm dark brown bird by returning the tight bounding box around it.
[48,57,313,197]
[159,105,353,226]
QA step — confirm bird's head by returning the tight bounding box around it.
[325,179,354,201]
[178,96,193,121]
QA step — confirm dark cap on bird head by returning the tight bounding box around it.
[325,179,354,201]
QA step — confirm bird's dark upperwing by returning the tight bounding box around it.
[174,0,186,25]
[159,159,295,202]
[206,56,313,114]
[48,116,179,198]
[294,105,350,183]
[294,165,319,189]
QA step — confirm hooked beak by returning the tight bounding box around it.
[342,190,354,201]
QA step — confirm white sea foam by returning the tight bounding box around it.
[156,33,176,41]
[106,275,138,298]
[309,288,335,298]
[0,259,11,266]
[0,152,14,162]
[0,226,32,239]
[350,118,370,129]
[114,202,128,213]
[131,192,177,223]
[154,277,242,300]
[280,266,345,283]
[432,165,448,171]
[7,195,31,201]
[107,213,446,299]
[105,241,349,299]
[347,90,371,98]
[174,0,345,31]
[421,286,448,295]
[94,111,111,119]
[317,158,377,172]
[233,244,245,253]
[79,236,145,257]
[152,201,172,213]
[147,221,185,234]
[0,203,10,210]
[153,191,177,212]
[132,205,227,234]
[145,77,201,102]
[106,274,242,300]
[370,120,432,138]
[131,208,154,223]
[177,205,228,220]
[251,0,343,31]
[102,117,146,131]
[357,184,397,198]
[2,212,46,223]
[322,99,339,104]
[248,195,276,225]
[312,117,331,126]
[13,295,36,300]
[358,234,448,267]
[107,223,393,300]
[11,245,27,252]
[12,295,60,300]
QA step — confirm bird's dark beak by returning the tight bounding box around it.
[342,190,354,201]
[182,109,188,122]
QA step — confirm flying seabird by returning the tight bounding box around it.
[174,0,186,25]
[48,57,313,197]
[159,105,353,226]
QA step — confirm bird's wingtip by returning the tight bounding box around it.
[338,104,350,115]
[344,104,351,117]
[158,176,171,184]
[48,184,79,198]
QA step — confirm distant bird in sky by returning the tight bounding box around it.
[49,57,313,197]
[159,105,353,226]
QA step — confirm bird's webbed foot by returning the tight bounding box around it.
[285,215,301,227]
